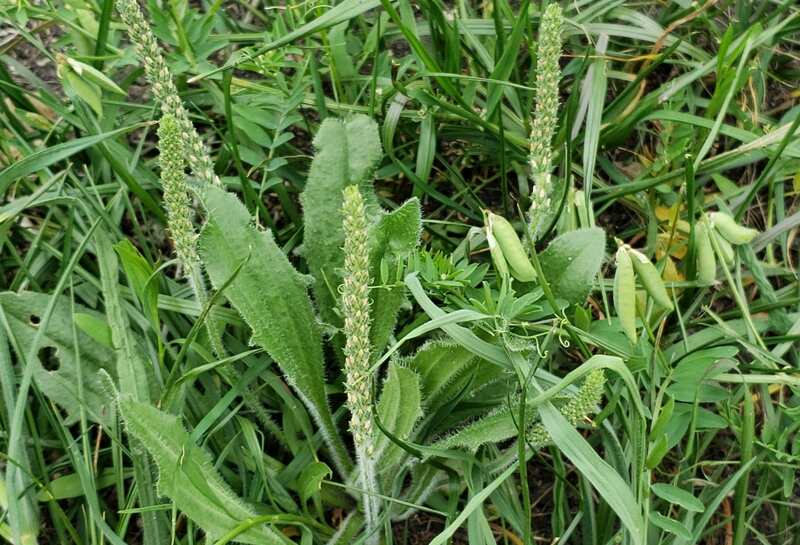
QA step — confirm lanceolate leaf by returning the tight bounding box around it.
[96,231,165,545]
[96,231,154,404]
[539,227,606,304]
[0,291,115,426]
[0,123,147,194]
[198,185,351,474]
[301,115,383,328]
[405,340,478,410]
[120,399,291,545]
[376,363,422,477]
[369,197,422,353]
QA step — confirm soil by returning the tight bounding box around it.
[1,20,62,95]
[393,513,468,545]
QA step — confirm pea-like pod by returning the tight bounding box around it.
[485,226,510,279]
[711,228,736,266]
[614,247,637,343]
[709,211,758,245]
[487,212,536,282]
[628,248,674,311]
[695,220,716,284]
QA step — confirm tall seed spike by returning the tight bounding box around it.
[157,114,197,271]
[527,369,606,447]
[341,185,380,542]
[115,0,218,186]
[528,3,563,239]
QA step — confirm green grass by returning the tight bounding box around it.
[0,1,799,545]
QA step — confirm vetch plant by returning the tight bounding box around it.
[693,210,760,284]
[613,244,674,343]
[484,211,536,282]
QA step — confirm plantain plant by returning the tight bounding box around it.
[0,107,627,543]
[0,3,677,544]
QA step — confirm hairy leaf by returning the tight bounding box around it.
[539,227,606,304]
[376,362,422,478]
[0,291,115,426]
[436,405,521,451]
[120,399,291,545]
[369,197,422,353]
[438,370,605,451]
[96,231,165,544]
[301,115,382,328]
[198,186,350,474]
[405,340,483,410]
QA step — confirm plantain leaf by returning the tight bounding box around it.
[0,291,115,427]
[114,240,159,327]
[96,231,165,545]
[376,362,422,479]
[120,399,291,545]
[198,186,351,474]
[369,197,421,353]
[436,405,522,451]
[439,369,607,452]
[405,340,477,409]
[539,227,606,304]
[96,231,154,404]
[403,340,507,416]
[301,115,382,328]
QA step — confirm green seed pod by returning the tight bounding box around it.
[712,228,736,266]
[485,225,510,279]
[709,212,758,245]
[628,248,673,311]
[487,212,536,282]
[613,247,637,343]
[695,220,716,285]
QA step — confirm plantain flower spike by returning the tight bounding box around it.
[528,3,563,238]
[527,369,605,447]
[157,114,198,271]
[116,0,218,186]
[341,185,380,540]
